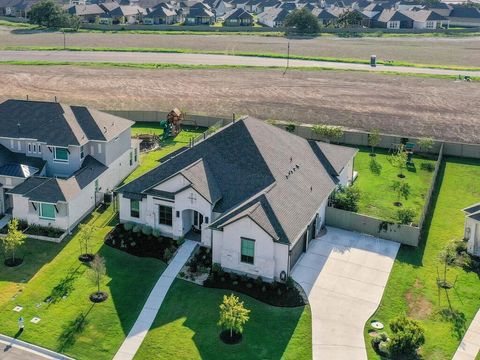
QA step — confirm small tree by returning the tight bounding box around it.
[311,125,344,143]
[29,0,79,29]
[1,219,26,266]
[396,208,416,225]
[391,180,411,206]
[389,145,408,178]
[330,185,361,212]
[89,254,107,301]
[78,223,95,261]
[417,137,435,153]
[337,9,364,28]
[218,294,250,339]
[388,316,425,358]
[284,8,320,35]
[368,129,381,156]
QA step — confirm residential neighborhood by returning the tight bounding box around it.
[0,1,480,359]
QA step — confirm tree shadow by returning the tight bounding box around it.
[369,157,382,176]
[407,162,417,173]
[44,265,81,305]
[56,304,95,352]
[437,308,467,340]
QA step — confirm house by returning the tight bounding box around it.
[0,99,139,232]
[362,2,384,18]
[223,7,253,25]
[447,5,480,28]
[144,3,177,24]
[66,4,105,23]
[116,117,357,280]
[403,9,448,29]
[184,3,215,24]
[372,8,413,28]
[462,203,480,256]
[313,7,340,26]
[257,7,290,27]
[244,0,262,12]
[255,0,281,14]
[215,0,235,16]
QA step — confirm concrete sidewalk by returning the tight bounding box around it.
[0,333,73,359]
[453,310,480,360]
[112,240,197,360]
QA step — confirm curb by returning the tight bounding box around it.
[0,333,75,360]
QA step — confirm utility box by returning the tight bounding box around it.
[370,55,377,67]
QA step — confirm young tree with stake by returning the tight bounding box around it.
[89,254,107,302]
[1,219,26,266]
[218,294,250,341]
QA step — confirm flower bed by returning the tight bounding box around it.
[24,224,65,238]
[204,267,306,307]
[104,223,180,263]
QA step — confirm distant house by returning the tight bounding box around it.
[116,117,357,280]
[462,203,480,257]
[224,8,253,25]
[244,0,262,12]
[99,4,146,24]
[403,9,448,29]
[0,99,139,232]
[185,3,215,24]
[215,0,234,15]
[66,4,105,23]
[362,2,384,18]
[372,8,413,28]
[447,5,480,28]
[257,7,290,27]
[144,4,177,24]
[313,8,340,26]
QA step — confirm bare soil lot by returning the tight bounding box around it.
[1,27,480,67]
[0,64,479,143]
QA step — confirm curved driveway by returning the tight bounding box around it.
[292,227,399,360]
[1,50,480,77]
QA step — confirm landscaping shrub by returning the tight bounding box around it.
[187,246,212,274]
[396,208,416,225]
[330,185,361,212]
[176,236,185,246]
[420,162,435,172]
[388,316,425,358]
[123,222,134,231]
[24,224,64,238]
[141,225,152,236]
[152,229,161,238]
[132,225,141,233]
[0,219,28,234]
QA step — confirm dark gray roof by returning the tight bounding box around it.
[0,144,46,178]
[469,212,480,221]
[118,117,356,244]
[463,203,480,214]
[225,8,253,19]
[0,100,133,147]
[66,4,105,15]
[8,155,107,203]
[449,5,480,19]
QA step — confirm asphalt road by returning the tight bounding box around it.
[1,50,479,77]
[0,342,52,360]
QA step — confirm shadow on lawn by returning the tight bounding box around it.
[57,303,95,352]
[45,265,82,305]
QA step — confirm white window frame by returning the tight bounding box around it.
[426,20,435,29]
[97,143,102,154]
[388,21,399,29]
[39,202,56,220]
[28,143,32,153]
[17,141,21,151]
[38,143,42,154]
[10,139,14,149]
[53,146,69,163]
[80,145,85,159]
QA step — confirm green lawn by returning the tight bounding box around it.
[365,157,480,360]
[0,207,166,360]
[124,123,205,183]
[354,146,437,223]
[134,280,312,360]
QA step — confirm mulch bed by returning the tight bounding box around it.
[78,253,94,263]
[204,272,306,307]
[4,258,23,267]
[90,291,108,303]
[104,225,178,262]
[219,330,242,345]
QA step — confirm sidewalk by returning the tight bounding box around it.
[112,240,197,360]
[453,310,480,360]
[0,333,74,360]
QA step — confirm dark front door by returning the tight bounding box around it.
[193,210,203,232]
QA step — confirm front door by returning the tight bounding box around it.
[193,211,203,232]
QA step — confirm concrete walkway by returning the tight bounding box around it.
[0,333,73,359]
[113,240,197,360]
[453,310,480,360]
[1,50,480,77]
[291,227,400,360]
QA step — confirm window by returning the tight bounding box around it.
[10,139,14,149]
[129,151,133,166]
[134,148,138,162]
[98,144,102,154]
[90,145,94,154]
[80,145,85,159]
[33,144,36,153]
[38,144,42,154]
[94,179,99,192]
[426,21,434,29]
[130,199,140,218]
[388,21,399,29]
[54,147,69,162]
[17,141,21,150]
[39,203,56,220]
[159,205,172,226]
[241,238,255,264]
[28,143,32,153]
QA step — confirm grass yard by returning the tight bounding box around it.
[354,146,437,223]
[123,122,206,183]
[365,157,480,360]
[134,280,312,360]
[0,206,166,360]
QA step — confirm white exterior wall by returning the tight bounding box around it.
[465,217,480,256]
[212,216,289,280]
[338,158,355,186]
[12,195,70,229]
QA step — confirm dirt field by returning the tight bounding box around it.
[1,64,478,143]
[2,27,480,67]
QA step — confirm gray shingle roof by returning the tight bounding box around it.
[0,100,133,146]
[118,117,356,244]
[0,143,46,178]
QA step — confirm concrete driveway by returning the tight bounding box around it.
[291,227,400,360]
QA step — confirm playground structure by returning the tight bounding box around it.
[160,108,183,140]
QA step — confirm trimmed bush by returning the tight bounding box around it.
[177,236,185,246]
[152,229,161,238]
[141,225,152,236]
[123,222,133,231]
[132,225,141,233]
[388,316,425,358]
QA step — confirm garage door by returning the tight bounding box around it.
[290,230,307,270]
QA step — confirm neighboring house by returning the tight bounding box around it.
[256,0,281,14]
[403,9,448,29]
[463,203,480,257]
[0,99,139,232]
[223,7,253,25]
[257,7,290,27]
[372,8,413,28]
[313,7,340,25]
[66,4,105,23]
[362,2,384,18]
[447,5,480,27]
[244,0,262,12]
[116,117,357,280]
[184,3,214,24]
[144,4,177,24]
[215,0,235,16]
